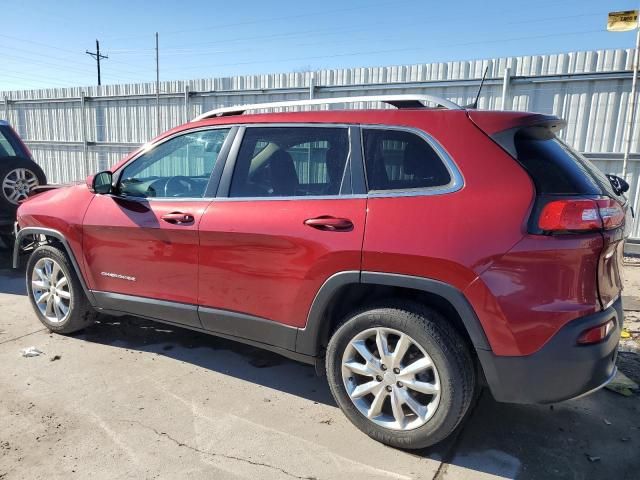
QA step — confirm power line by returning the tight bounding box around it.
[0,32,142,72]
[0,72,74,89]
[1,52,96,75]
[100,0,590,43]
[101,0,405,41]
[160,28,605,74]
[86,39,108,86]
[100,9,609,57]
[0,44,139,81]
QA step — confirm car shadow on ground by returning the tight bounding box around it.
[2,253,639,479]
[0,253,26,295]
[78,314,337,406]
[75,315,640,480]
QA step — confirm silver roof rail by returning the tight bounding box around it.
[192,94,462,121]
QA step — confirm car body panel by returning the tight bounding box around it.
[82,194,211,307]
[464,233,602,356]
[360,114,543,354]
[198,198,367,329]
[598,226,627,309]
[13,106,628,407]
[465,110,566,136]
[16,185,94,281]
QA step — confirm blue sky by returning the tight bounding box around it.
[1,0,638,91]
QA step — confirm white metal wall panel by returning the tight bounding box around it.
[2,48,639,237]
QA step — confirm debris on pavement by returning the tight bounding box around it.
[605,370,639,397]
[50,355,61,362]
[585,454,601,463]
[20,346,43,358]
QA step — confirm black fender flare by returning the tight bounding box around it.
[295,270,491,357]
[13,226,96,306]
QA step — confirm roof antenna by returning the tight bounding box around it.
[465,66,489,109]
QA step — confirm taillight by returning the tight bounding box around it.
[577,319,615,345]
[537,198,624,233]
[596,198,625,229]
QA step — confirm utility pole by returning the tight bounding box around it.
[155,32,160,135]
[86,39,108,86]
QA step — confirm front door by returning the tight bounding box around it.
[82,127,233,327]
[197,125,366,342]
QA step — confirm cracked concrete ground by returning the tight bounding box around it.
[0,253,639,480]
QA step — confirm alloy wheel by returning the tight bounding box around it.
[341,327,441,431]
[2,168,39,204]
[31,257,72,323]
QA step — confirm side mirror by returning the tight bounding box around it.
[606,174,630,195]
[89,171,113,195]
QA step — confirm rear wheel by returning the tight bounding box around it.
[326,302,475,449]
[26,245,97,334]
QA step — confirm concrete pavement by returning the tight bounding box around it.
[0,255,639,480]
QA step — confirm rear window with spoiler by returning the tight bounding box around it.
[491,123,626,234]
[510,126,622,200]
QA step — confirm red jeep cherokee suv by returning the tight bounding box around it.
[12,95,630,449]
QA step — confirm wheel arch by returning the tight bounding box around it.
[14,226,96,306]
[295,271,491,358]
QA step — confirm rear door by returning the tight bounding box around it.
[197,125,366,344]
[83,127,234,327]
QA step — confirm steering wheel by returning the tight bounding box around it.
[164,176,199,197]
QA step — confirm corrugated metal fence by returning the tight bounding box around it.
[2,48,640,238]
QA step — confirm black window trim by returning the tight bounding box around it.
[360,125,464,198]
[110,125,238,202]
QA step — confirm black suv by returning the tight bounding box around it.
[0,120,46,247]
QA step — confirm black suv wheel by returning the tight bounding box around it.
[0,156,46,209]
[326,302,476,449]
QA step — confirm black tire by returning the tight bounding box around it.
[0,156,47,211]
[0,233,14,251]
[26,245,97,334]
[326,301,476,449]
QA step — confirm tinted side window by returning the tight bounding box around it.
[362,129,451,191]
[0,128,17,156]
[514,128,602,195]
[118,128,230,198]
[229,127,349,197]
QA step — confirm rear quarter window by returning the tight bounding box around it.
[513,127,617,197]
[362,129,451,192]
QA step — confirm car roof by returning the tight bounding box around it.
[150,108,562,146]
[0,120,8,126]
[186,108,466,129]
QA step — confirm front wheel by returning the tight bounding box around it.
[26,245,97,334]
[326,302,476,449]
